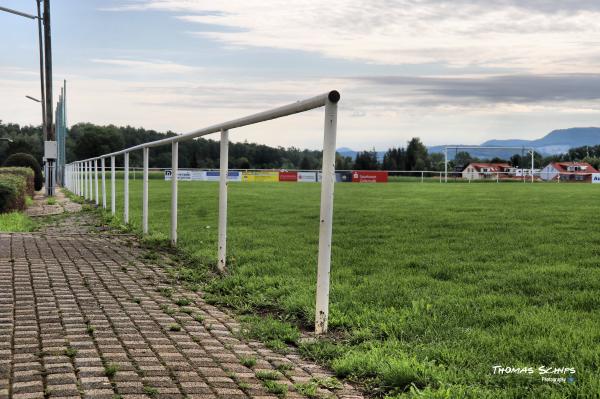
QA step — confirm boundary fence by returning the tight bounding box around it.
[78,168,599,184]
[65,90,340,334]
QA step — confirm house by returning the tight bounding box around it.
[462,163,512,180]
[539,162,599,182]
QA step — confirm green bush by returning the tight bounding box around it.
[3,153,43,191]
[0,173,27,213]
[0,167,35,196]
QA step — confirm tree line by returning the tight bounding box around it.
[2,120,600,171]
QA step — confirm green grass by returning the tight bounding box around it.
[97,180,600,397]
[240,356,257,368]
[104,363,119,378]
[0,211,37,232]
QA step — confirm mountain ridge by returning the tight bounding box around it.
[338,127,600,160]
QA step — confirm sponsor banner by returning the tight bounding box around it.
[592,173,600,184]
[205,171,242,182]
[279,171,298,182]
[352,170,388,183]
[191,171,206,181]
[317,172,350,182]
[164,169,192,181]
[242,171,278,182]
[338,171,353,182]
[298,171,317,183]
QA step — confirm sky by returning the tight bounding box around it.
[2,0,600,150]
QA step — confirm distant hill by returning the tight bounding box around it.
[428,127,600,159]
[337,147,385,161]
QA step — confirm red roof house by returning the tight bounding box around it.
[539,162,599,182]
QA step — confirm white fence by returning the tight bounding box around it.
[65,90,340,334]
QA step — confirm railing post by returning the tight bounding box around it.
[111,156,116,215]
[421,171,424,183]
[85,162,89,200]
[315,91,339,335]
[79,163,83,196]
[217,129,229,273]
[82,163,85,199]
[94,159,99,205]
[101,158,106,209]
[142,147,149,235]
[88,161,93,201]
[170,142,178,245]
[124,152,129,224]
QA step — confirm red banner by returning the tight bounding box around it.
[279,171,298,182]
[351,171,388,183]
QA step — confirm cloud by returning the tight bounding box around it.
[102,0,600,73]
[355,74,600,104]
[90,58,200,74]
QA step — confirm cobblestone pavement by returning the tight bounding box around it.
[0,218,363,398]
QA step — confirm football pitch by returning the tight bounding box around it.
[102,180,599,398]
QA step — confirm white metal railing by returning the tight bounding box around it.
[65,90,340,334]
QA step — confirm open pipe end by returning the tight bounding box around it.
[328,90,341,103]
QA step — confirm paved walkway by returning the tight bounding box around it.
[25,189,82,217]
[0,212,362,399]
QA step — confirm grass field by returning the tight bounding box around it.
[0,211,37,232]
[96,180,599,398]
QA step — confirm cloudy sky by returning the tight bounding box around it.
[2,0,600,150]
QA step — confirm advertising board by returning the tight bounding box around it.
[351,171,389,183]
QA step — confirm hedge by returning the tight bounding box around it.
[3,153,43,191]
[0,167,34,197]
[0,171,29,213]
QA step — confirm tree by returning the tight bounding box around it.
[335,153,353,170]
[406,138,428,170]
[454,151,474,169]
[383,147,407,170]
[300,156,313,170]
[353,149,379,170]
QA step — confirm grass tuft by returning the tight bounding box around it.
[240,356,257,368]
[104,363,119,378]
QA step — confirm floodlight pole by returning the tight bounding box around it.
[43,0,56,196]
[36,0,46,141]
[0,2,51,192]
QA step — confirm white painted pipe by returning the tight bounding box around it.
[83,163,86,198]
[94,159,99,205]
[101,158,106,209]
[88,161,92,201]
[142,147,149,234]
[217,129,229,273]
[124,153,129,224]
[111,156,116,215]
[85,162,89,200]
[88,161,94,202]
[170,142,178,245]
[315,92,339,335]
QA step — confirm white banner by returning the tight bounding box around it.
[298,171,317,182]
[592,173,600,183]
[205,171,243,182]
[164,169,192,181]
